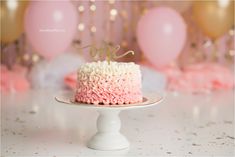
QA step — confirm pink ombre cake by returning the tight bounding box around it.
[75,61,143,105]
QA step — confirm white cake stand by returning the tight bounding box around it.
[55,91,164,151]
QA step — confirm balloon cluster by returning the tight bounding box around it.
[137,1,234,68]
[1,1,233,64]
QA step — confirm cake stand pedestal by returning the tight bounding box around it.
[55,92,163,151]
[88,109,128,150]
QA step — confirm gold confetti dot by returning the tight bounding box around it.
[108,0,115,4]
[203,40,212,48]
[229,50,235,56]
[32,54,39,62]
[90,4,96,11]
[110,9,118,16]
[78,23,85,31]
[78,5,84,12]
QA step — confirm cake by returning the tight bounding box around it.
[75,61,142,105]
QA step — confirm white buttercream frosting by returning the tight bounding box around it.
[78,61,141,77]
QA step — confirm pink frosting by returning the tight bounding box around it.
[75,67,142,105]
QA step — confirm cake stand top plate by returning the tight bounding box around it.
[55,91,164,110]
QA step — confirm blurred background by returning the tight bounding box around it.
[0,0,234,93]
[1,1,234,156]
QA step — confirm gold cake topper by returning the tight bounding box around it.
[79,41,135,64]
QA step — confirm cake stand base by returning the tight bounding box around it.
[88,110,129,150]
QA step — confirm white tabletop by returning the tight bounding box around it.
[1,89,234,156]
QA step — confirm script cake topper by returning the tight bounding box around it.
[79,41,135,64]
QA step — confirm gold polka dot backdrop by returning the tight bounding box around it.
[1,1,234,69]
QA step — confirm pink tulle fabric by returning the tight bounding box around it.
[159,63,234,93]
[0,65,30,93]
[64,72,77,89]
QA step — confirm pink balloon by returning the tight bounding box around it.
[137,7,187,67]
[24,1,78,59]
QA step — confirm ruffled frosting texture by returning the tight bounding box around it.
[75,61,142,105]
